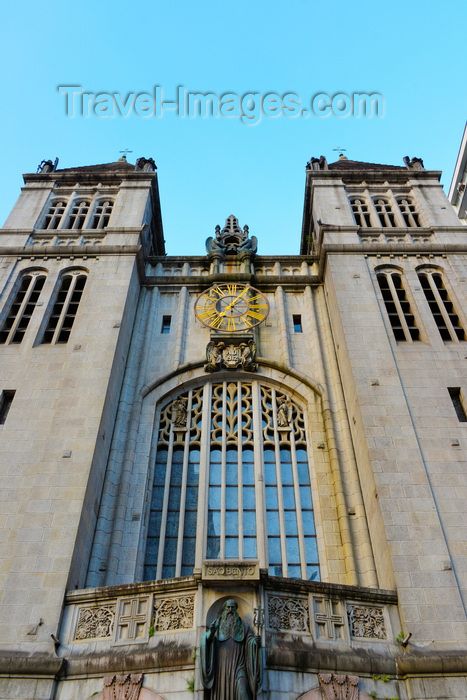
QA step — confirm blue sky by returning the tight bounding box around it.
[1,0,466,255]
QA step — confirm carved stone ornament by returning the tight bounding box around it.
[103,674,143,700]
[205,340,258,373]
[347,605,387,639]
[171,398,187,428]
[205,215,258,256]
[75,605,115,640]
[276,397,293,428]
[135,157,157,172]
[267,595,309,632]
[403,155,424,170]
[318,673,359,700]
[153,595,195,631]
[306,155,328,171]
[36,158,58,174]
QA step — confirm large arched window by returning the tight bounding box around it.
[143,381,320,582]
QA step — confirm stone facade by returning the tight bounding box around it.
[1,152,467,699]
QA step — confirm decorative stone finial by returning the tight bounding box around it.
[403,156,424,170]
[205,215,257,255]
[36,158,58,174]
[306,156,328,171]
[135,157,157,172]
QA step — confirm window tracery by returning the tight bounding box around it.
[374,199,396,227]
[350,198,372,227]
[42,200,67,230]
[143,381,319,582]
[67,200,91,229]
[396,197,421,227]
[91,200,114,229]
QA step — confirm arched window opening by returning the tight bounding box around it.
[350,198,372,227]
[143,381,320,582]
[376,269,419,341]
[67,200,90,229]
[397,198,421,227]
[91,200,114,229]
[42,200,67,230]
[0,272,46,344]
[41,271,87,344]
[374,199,396,227]
[418,270,465,341]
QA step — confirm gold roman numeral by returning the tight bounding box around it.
[246,310,265,321]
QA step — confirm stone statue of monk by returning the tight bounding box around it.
[201,599,262,700]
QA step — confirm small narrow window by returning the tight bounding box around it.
[161,316,171,334]
[0,273,46,344]
[374,199,396,227]
[42,272,87,344]
[67,200,90,230]
[351,198,372,227]
[42,200,67,230]
[418,270,464,342]
[0,390,15,425]
[91,200,114,229]
[397,198,421,227]
[377,270,419,341]
[448,388,467,422]
[293,315,303,333]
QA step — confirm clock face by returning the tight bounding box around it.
[195,283,269,332]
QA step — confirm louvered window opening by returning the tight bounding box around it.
[377,272,419,341]
[42,273,87,344]
[418,272,464,341]
[0,274,46,344]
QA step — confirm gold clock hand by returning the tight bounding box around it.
[224,286,249,312]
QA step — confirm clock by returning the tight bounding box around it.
[195,283,269,332]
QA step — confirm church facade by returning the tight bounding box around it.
[1,151,467,700]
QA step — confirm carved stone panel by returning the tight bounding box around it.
[115,596,151,643]
[312,596,345,640]
[202,561,259,580]
[153,595,195,631]
[267,594,309,632]
[347,604,387,639]
[75,604,116,640]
